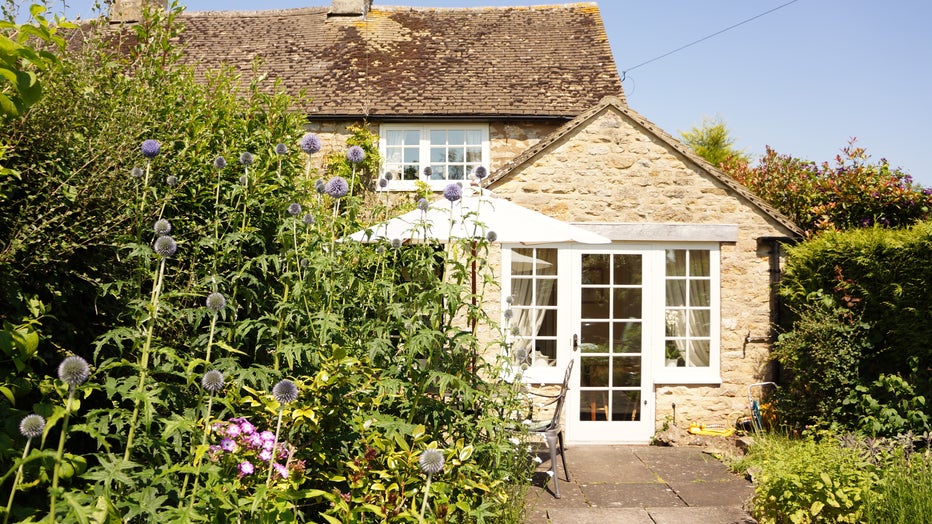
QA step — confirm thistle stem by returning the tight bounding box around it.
[418,472,434,522]
[3,438,33,524]
[49,387,76,521]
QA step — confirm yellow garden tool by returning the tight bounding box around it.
[688,422,735,437]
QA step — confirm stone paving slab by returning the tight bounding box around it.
[524,445,758,523]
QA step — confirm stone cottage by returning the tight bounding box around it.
[110,0,802,443]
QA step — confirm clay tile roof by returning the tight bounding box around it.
[175,3,623,118]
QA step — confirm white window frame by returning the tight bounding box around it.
[378,123,491,191]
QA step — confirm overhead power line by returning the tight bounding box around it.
[621,0,800,80]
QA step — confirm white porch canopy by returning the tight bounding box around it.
[349,190,611,245]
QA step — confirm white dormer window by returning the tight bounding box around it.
[379,124,490,191]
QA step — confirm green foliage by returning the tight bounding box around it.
[721,141,931,235]
[0,4,70,120]
[679,115,749,167]
[0,4,532,521]
[737,433,876,524]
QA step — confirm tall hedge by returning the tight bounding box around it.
[777,224,932,434]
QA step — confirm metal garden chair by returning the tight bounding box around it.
[525,359,574,498]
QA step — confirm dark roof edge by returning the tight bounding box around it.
[304,114,574,122]
[487,96,804,238]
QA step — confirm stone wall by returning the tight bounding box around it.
[489,106,793,430]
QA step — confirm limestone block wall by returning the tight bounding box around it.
[490,107,793,429]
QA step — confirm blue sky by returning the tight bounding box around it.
[54,0,932,185]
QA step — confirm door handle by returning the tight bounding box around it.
[573,334,579,352]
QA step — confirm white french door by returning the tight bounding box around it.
[565,247,657,444]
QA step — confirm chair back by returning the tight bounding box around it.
[550,359,574,429]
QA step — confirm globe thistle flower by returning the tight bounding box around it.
[423,166,433,178]
[58,355,90,387]
[213,156,227,170]
[503,308,514,321]
[325,177,349,199]
[206,292,226,313]
[513,347,528,363]
[346,145,365,164]
[302,214,314,225]
[315,179,326,194]
[165,175,178,187]
[287,203,302,216]
[153,219,171,236]
[474,166,488,180]
[141,139,160,159]
[239,175,248,186]
[506,295,514,305]
[486,230,498,242]
[275,143,288,155]
[417,198,429,212]
[391,238,402,249]
[384,171,394,181]
[19,414,46,439]
[131,166,144,178]
[154,235,177,257]
[239,152,254,166]
[419,449,445,475]
[272,379,299,404]
[378,178,388,189]
[443,183,462,203]
[201,369,225,393]
[299,133,322,154]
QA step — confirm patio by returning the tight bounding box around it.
[524,445,757,524]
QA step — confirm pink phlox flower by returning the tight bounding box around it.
[262,439,275,451]
[273,462,289,479]
[220,438,237,452]
[247,433,263,449]
[260,430,275,442]
[239,420,256,435]
[259,449,273,462]
[225,424,242,437]
[238,460,254,476]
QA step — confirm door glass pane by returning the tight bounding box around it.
[613,356,640,387]
[402,165,418,180]
[666,279,687,306]
[665,249,687,276]
[689,280,711,306]
[580,391,608,421]
[535,280,556,306]
[612,391,641,421]
[580,356,609,387]
[689,250,710,276]
[581,288,609,318]
[535,339,556,365]
[612,288,641,319]
[691,310,711,337]
[537,309,556,337]
[613,255,642,284]
[690,340,711,366]
[511,249,534,276]
[580,321,609,352]
[581,254,609,284]
[538,249,557,275]
[613,322,641,353]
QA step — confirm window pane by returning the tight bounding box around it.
[430,147,446,163]
[536,280,556,306]
[690,310,711,337]
[538,309,556,337]
[465,129,481,144]
[430,165,444,180]
[385,148,402,163]
[448,166,464,180]
[511,276,532,300]
[665,279,687,306]
[665,310,685,337]
[690,250,710,276]
[613,255,641,285]
[448,129,464,144]
[447,147,464,163]
[535,339,556,365]
[402,165,418,180]
[511,248,533,276]
[466,147,482,162]
[538,249,558,275]
[614,322,641,353]
[612,288,641,319]
[430,129,445,144]
[386,130,403,146]
[403,148,419,163]
[690,340,710,366]
[689,280,711,306]
[665,249,687,276]
[404,130,420,144]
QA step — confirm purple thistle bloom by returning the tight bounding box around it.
[58,355,90,387]
[288,203,302,216]
[419,449,445,475]
[201,370,224,393]
[315,179,326,194]
[220,438,236,452]
[131,167,144,178]
[346,145,365,164]
[391,238,402,249]
[423,166,433,178]
[302,214,314,225]
[384,171,394,181]
[378,178,388,189]
[238,460,254,476]
[299,133,322,154]
[206,292,226,313]
[443,183,462,203]
[153,219,171,236]
[275,143,288,155]
[272,379,299,404]
[325,177,349,199]
[141,139,160,159]
[239,175,248,186]
[486,230,498,242]
[213,156,227,170]
[165,175,178,187]
[417,198,429,212]
[19,414,46,439]
[154,236,177,257]
[239,152,254,166]
[474,166,488,180]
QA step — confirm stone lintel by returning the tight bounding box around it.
[572,223,739,243]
